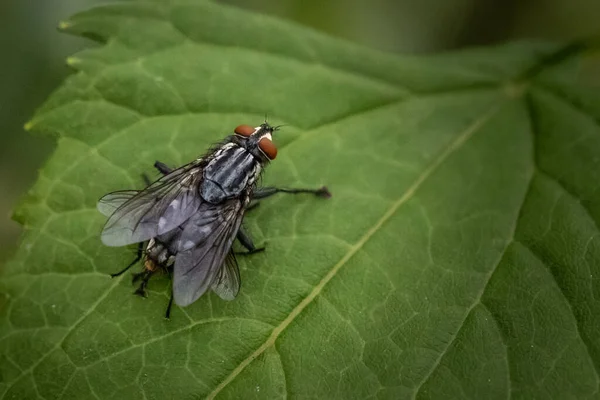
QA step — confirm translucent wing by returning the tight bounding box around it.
[211,252,241,301]
[173,199,244,306]
[100,161,204,247]
[97,190,138,217]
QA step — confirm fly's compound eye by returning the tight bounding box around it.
[234,125,255,137]
[258,137,277,160]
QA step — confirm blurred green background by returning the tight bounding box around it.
[1,0,599,259]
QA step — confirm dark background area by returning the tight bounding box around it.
[1,0,599,258]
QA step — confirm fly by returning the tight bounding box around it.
[97,122,330,317]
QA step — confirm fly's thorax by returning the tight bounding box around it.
[198,123,278,204]
[200,143,262,204]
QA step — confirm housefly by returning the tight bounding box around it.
[97,122,330,317]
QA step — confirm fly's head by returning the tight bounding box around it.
[233,122,279,163]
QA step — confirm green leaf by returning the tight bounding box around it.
[2,1,600,398]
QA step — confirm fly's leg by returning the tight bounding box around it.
[133,275,149,297]
[140,161,172,186]
[140,161,173,188]
[133,270,153,297]
[165,267,174,319]
[241,186,330,250]
[165,289,174,319]
[245,201,261,212]
[235,227,265,255]
[246,186,330,213]
[154,161,173,175]
[141,174,152,186]
[110,242,144,278]
[253,186,331,200]
[131,270,145,284]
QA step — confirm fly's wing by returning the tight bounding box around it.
[97,190,138,217]
[100,161,204,247]
[211,252,241,301]
[173,199,244,306]
[156,226,184,255]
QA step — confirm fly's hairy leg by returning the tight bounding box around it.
[252,186,331,200]
[164,267,174,319]
[140,161,173,187]
[245,201,261,212]
[240,187,330,252]
[154,161,173,175]
[165,289,174,319]
[246,186,331,213]
[141,174,152,187]
[110,242,144,278]
[235,227,265,255]
[132,270,154,297]
[139,161,172,187]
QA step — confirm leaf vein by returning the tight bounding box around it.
[4,277,125,394]
[515,239,600,382]
[411,100,530,397]
[272,344,289,399]
[478,302,512,400]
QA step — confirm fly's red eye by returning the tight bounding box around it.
[234,125,254,137]
[258,138,277,160]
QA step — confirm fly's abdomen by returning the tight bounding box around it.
[145,239,172,266]
[201,145,259,203]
